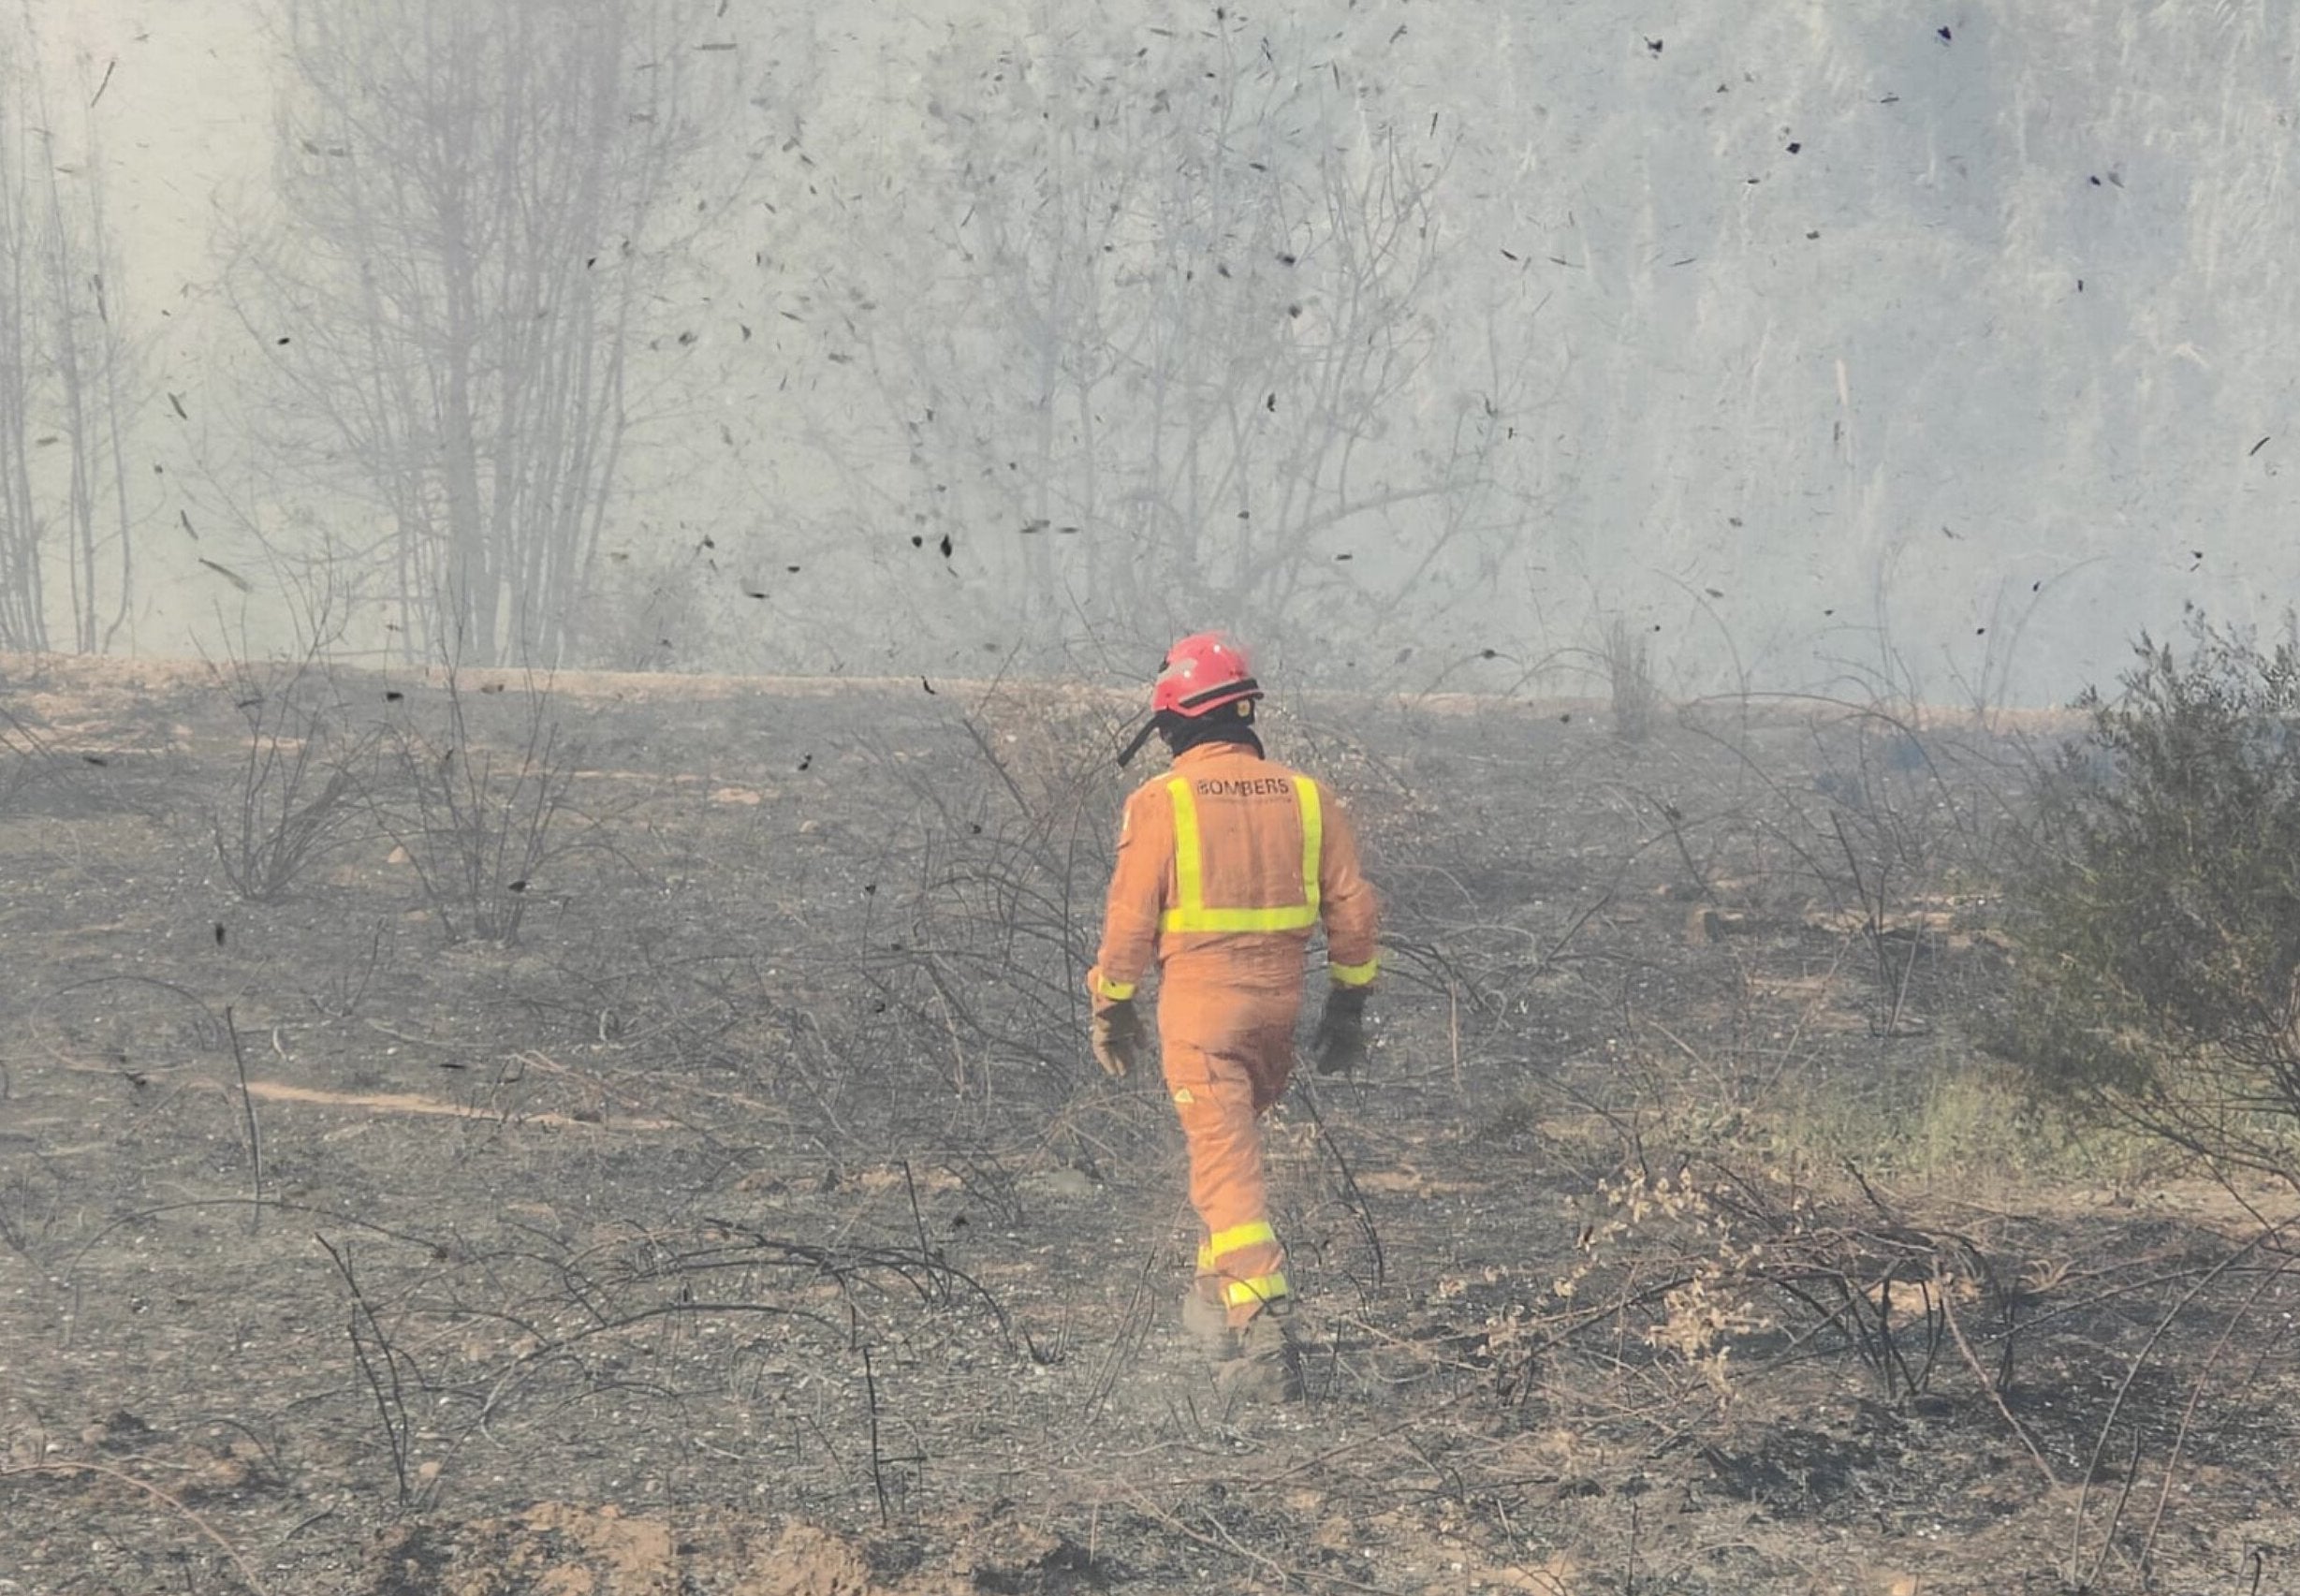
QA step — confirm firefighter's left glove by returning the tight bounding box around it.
[1311,985,1370,1076]
[1091,999,1145,1078]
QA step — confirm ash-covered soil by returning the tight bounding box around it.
[3,655,2296,1595]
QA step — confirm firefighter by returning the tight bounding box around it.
[1085,632,1379,1402]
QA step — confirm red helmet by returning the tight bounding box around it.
[1151,631,1262,718]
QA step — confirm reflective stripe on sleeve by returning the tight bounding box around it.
[1093,974,1136,1002]
[1206,1219,1277,1261]
[1223,1272,1290,1309]
[1159,776,1324,934]
[1328,957,1379,988]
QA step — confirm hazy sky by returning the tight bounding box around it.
[25,2,2300,705]
[45,0,263,286]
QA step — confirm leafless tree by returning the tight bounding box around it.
[821,9,1538,661]
[0,34,45,652]
[0,20,138,652]
[249,0,721,666]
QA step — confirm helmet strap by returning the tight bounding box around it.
[1115,717,1160,769]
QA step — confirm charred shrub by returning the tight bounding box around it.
[843,686,1144,1145]
[370,668,579,944]
[1601,616,1660,746]
[211,651,374,901]
[2005,613,2300,1179]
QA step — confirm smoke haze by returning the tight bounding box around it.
[22,1,2299,705]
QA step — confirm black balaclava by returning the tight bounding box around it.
[1157,698,1264,758]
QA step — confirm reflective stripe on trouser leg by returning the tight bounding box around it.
[1224,1273,1289,1310]
[1167,1067,1280,1286]
[1163,1014,1289,1327]
[1207,1219,1277,1261]
[1193,1237,1221,1308]
[1196,1225,1286,1314]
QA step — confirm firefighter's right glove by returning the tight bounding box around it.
[1091,999,1145,1078]
[1311,985,1370,1076]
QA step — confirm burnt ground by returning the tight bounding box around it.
[3,654,2299,1596]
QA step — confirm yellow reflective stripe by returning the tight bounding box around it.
[1167,778,1204,920]
[1329,958,1379,988]
[1165,903,1320,933]
[1159,776,1325,935]
[1207,1220,1276,1260]
[1296,777,1324,916]
[1094,974,1136,1002]
[1223,1272,1290,1308]
[1196,1239,1215,1271]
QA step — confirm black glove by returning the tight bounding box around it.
[1311,985,1370,1076]
[1091,999,1145,1078]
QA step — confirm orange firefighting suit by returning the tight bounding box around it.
[1087,741,1379,1326]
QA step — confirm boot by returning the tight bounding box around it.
[1215,1302,1303,1404]
[1179,1289,1236,1358]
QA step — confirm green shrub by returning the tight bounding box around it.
[2005,610,2300,1181]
